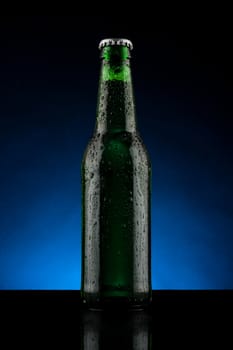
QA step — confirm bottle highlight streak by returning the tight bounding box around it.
[81,38,152,310]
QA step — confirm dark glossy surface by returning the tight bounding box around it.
[0,290,232,347]
[80,308,152,349]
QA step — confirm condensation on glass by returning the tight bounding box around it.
[81,38,152,310]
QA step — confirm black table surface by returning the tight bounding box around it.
[1,290,232,347]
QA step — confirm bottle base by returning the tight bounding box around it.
[81,291,152,312]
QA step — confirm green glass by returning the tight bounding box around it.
[81,39,152,310]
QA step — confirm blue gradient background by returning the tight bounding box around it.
[0,16,232,289]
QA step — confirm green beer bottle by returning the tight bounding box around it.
[81,38,152,310]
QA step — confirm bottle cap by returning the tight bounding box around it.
[98,38,133,51]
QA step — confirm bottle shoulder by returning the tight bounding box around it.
[85,131,148,147]
[82,131,151,168]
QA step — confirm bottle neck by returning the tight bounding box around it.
[95,46,137,134]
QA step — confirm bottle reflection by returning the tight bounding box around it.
[80,309,152,349]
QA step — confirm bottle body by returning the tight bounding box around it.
[81,39,152,310]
